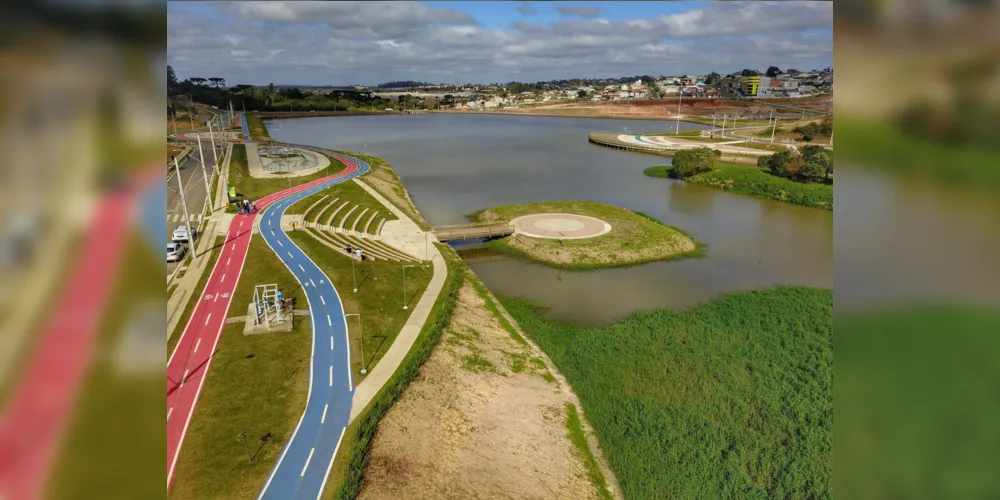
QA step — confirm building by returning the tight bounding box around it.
[740,75,760,96]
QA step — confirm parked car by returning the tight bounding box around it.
[166,242,186,262]
[171,224,198,244]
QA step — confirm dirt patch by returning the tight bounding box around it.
[359,280,602,499]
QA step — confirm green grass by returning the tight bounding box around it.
[468,276,526,345]
[326,244,463,500]
[247,113,273,141]
[228,144,347,202]
[643,165,673,178]
[168,237,313,499]
[473,201,704,270]
[501,286,833,499]
[837,118,1000,188]
[331,150,433,231]
[684,163,833,210]
[565,403,613,500]
[167,235,225,356]
[46,233,163,500]
[288,231,430,379]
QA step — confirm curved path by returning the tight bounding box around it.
[165,142,364,491]
[255,150,370,500]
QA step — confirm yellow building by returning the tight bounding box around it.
[740,75,760,96]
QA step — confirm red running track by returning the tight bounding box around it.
[166,160,360,490]
[0,166,162,500]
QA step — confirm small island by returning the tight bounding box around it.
[469,201,703,270]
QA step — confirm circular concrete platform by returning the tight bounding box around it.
[510,213,611,240]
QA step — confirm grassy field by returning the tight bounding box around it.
[325,244,464,500]
[332,150,432,231]
[501,286,833,499]
[679,163,833,210]
[227,144,347,202]
[287,231,431,380]
[168,237,313,499]
[472,201,703,270]
[247,113,273,142]
[643,165,673,178]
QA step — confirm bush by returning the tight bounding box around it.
[798,160,827,182]
[672,147,717,179]
[758,150,803,179]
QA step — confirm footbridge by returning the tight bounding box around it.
[433,222,513,241]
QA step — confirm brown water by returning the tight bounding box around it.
[268,113,833,326]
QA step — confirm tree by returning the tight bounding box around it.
[189,77,207,86]
[766,66,781,78]
[577,89,588,99]
[208,77,225,88]
[786,68,800,76]
[758,150,803,179]
[167,65,178,87]
[740,69,759,76]
[267,83,275,94]
[798,160,826,182]
[705,72,721,84]
[672,147,717,179]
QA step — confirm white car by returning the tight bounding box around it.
[167,242,186,262]
[171,224,199,244]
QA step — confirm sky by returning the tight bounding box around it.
[167,1,833,86]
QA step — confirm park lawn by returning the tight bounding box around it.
[46,233,164,500]
[686,163,833,210]
[168,237,313,500]
[247,113,273,141]
[287,231,431,381]
[643,165,673,178]
[472,201,703,270]
[319,180,399,230]
[501,286,833,500]
[227,144,347,202]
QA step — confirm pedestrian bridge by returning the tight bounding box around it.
[432,222,514,241]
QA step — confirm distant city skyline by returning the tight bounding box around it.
[167,1,833,86]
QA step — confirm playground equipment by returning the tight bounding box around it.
[252,283,284,328]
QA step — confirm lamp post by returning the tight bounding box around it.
[402,264,415,310]
[345,313,365,375]
[351,255,357,293]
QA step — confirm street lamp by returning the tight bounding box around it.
[351,255,357,293]
[402,264,415,310]
[345,313,365,375]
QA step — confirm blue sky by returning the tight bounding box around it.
[168,1,833,86]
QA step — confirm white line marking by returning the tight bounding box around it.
[220,273,226,283]
[213,293,219,302]
[278,240,284,247]
[268,220,271,226]
[226,257,231,266]
[287,252,293,259]
[299,264,305,272]
[321,404,328,424]
[231,244,235,251]
[310,279,315,287]
[329,366,333,386]
[167,407,174,420]
[316,427,348,500]
[320,296,326,305]
[239,220,244,229]
[194,338,201,353]
[204,313,212,325]
[271,230,275,236]
[181,369,189,388]
[330,336,334,350]
[327,315,332,326]
[345,327,352,388]
[300,448,315,477]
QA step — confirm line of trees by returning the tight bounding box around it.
[757,145,832,183]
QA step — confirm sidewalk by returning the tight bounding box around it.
[349,179,447,421]
[353,178,435,260]
[166,214,231,342]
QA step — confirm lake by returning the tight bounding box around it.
[267,113,833,326]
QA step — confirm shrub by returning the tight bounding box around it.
[672,147,717,179]
[798,160,827,182]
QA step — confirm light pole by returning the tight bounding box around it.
[345,313,365,375]
[770,113,778,143]
[674,91,681,134]
[402,264,415,310]
[351,255,357,293]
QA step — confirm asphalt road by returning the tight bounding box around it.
[167,144,221,275]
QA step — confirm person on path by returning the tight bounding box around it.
[355,248,363,261]
[276,288,285,312]
[251,200,257,213]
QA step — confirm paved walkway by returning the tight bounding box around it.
[349,179,447,422]
[510,213,611,240]
[246,143,331,179]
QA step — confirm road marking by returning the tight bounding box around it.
[268,220,271,226]
[271,230,275,236]
[226,257,231,266]
[330,336,334,350]
[204,313,212,325]
[213,293,219,302]
[194,338,201,353]
[278,240,284,247]
[327,315,332,326]
[167,407,173,421]
[329,366,333,386]
[320,296,326,305]
[287,252,293,259]
[239,220,243,229]
[317,427,348,500]
[231,244,235,251]
[181,369,189,388]
[310,279,315,287]
[299,264,305,272]
[220,273,226,283]
[345,327,352,388]
[300,448,315,477]
[321,404,328,424]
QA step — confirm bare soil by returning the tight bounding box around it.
[358,281,605,500]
